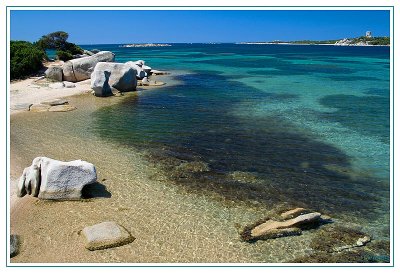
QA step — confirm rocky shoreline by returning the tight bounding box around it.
[10,49,169,115]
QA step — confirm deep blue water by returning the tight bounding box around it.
[80,44,390,229]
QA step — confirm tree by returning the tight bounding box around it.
[36,31,69,49]
[36,31,83,61]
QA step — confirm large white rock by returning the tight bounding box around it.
[125,60,148,79]
[91,70,113,97]
[17,157,97,200]
[45,66,63,82]
[63,51,115,82]
[93,62,137,92]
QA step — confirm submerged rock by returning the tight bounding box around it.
[82,221,135,251]
[41,98,69,106]
[63,51,115,82]
[150,69,169,75]
[29,104,51,112]
[48,105,77,112]
[17,157,97,200]
[310,226,371,253]
[280,207,312,220]
[12,103,33,111]
[241,210,323,242]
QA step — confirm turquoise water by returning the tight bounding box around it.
[81,44,390,236]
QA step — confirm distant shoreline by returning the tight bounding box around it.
[235,42,390,47]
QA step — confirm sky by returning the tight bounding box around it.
[10,10,390,44]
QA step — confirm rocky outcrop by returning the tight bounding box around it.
[125,60,150,79]
[17,157,97,200]
[63,51,115,82]
[92,62,137,92]
[45,66,63,82]
[240,209,324,242]
[82,221,135,250]
[91,70,113,97]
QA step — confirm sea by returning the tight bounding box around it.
[84,43,390,216]
[14,44,390,262]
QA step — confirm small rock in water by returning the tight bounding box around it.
[29,104,51,112]
[12,103,33,111]
[240,209,323,242]
[280,207,312,220]
[150,69,170,75]
[10,234,20,258]
[41,98,69,106]
[48,105,77,112]
[142,77,150,86]
[82,221,135,251]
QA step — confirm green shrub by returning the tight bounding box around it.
[56,50,73,61]
[37,31,83,60]
[63,42,83,55]
[10,40,46,80]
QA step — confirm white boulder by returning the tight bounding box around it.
[125,60,148,79]
[92,62,137,92]
[91,70,113,97]
[45,66,63,82]
[17,157,97,200]
[63,51,115,82]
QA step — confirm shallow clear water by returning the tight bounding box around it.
[82,44,390,225]
[10,44,390,262]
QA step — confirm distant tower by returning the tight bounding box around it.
[366,31,372,38]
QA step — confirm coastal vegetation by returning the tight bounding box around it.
[10,31,84,79]
[10,40,46,80]
[36,31,83,61]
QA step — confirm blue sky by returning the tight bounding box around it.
[10,10,390,44]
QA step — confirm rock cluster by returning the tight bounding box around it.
[43,50,167,97]
[63,51,115,82]
[240,208,325,242]
[17,157,97,200]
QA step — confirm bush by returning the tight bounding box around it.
[56,50,73,61]
[10,41,46,80]
[63,42,83,55]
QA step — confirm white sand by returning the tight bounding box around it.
[10,77,92,115]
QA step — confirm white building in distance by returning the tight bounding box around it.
[366,31,372,38]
